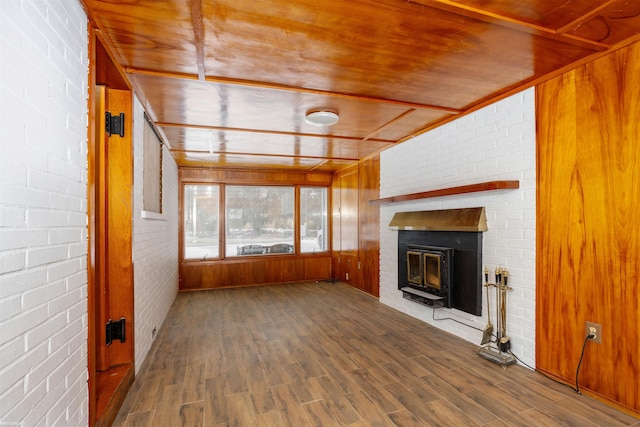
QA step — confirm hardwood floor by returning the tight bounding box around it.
[113,282,639,426]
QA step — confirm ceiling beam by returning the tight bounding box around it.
[556,0,619,34]
[363,109,417,141]
[190,0,206,81]
[157,122,397,143]
[126,67,463,113]
[414,0,556,33]
[414,0,611,49]
[170,148,360,162]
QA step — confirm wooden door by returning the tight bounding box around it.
[94,86,134,369]
[89,84,134,426]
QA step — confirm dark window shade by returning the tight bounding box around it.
[143,114,162,213]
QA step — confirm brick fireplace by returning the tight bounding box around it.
[379,88,536,368]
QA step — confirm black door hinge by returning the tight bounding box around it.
[106,317,126,345]
[105,111,125,137]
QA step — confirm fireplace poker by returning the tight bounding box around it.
[498,270,512,352]
[481,267,493,345]
[495,267,501,342]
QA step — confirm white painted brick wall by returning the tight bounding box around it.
[0,1,89,425]
[132,98,179,373]
[380,89,537,368]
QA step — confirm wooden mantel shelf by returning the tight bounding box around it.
[369,180,520,205]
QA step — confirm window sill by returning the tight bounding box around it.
[141,210,165,221]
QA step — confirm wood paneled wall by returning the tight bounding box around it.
[332,156,380,297]
[359,156,381,297]
[536,41,640,414]
[180,256,331,290]
[179,168,332,290]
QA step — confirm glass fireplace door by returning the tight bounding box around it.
[423,253,442,290]
[406,251,423,285]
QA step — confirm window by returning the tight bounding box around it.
[142,113,163,213]
[183,185,219,259]
[181,183,328,260]
[226,186,294,256]
[300,187,328,253]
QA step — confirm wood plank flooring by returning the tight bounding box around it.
[113,282,639,426]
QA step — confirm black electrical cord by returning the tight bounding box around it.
[431,307,596,396]
[431,307,486,333]
[575,333,595,394]
[508,334,595,395]
[507,350,535,370]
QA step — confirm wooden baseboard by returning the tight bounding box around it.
[95,363,134,427]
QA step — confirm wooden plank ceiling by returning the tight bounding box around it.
[83,0,640,172]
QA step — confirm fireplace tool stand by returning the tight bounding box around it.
[478,267,516,368]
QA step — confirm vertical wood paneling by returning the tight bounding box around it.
[332,166,361,288]
[537,41,640,414]
[359,156,381,297]
[331,178,341,281]
[331,158,381,297]
[180,256,332,290]
[340,168,360,254]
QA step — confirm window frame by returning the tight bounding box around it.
[180,182,330,262]
[183,184,221,261]
[225,185,295,258]
[299,186,328,254]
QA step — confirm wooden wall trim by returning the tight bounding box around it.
[87,23,97,427]
[180,167,332,186]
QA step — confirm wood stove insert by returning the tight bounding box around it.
[404,245,453,308]
[392,207,486,316]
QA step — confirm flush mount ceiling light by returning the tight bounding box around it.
[305,109,339,126]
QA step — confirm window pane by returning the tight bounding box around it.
[226,186,294,256]
[183,185,219,259]
[300,187,328,253]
